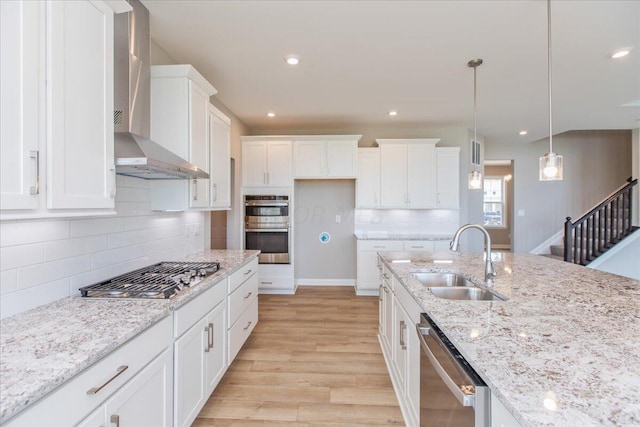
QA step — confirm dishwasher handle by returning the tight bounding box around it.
[416,323,476,407]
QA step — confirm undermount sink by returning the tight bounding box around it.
[411,272,506,301]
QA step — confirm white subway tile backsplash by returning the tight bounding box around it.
[70,217,124,238]
[1,278,70,319]
[91,246,138,270]
[70,257,150,291]
[122,213,183,232]
[107,229,152,249]
[1,269,18,294]
[0,243,44,271]
[0,220,69,247]
[354,209,459,235]
[115,186,151,203]
[17,255,91,290]
[44,235,108,262]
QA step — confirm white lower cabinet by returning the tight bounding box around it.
[227,259,259,361]
[491,391,521,427]
[79,348,173,427]
[356,240,404,295]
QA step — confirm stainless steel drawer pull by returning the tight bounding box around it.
[193,180,198,200]
[244,291,253,300]
[87,365,128,395]
[243,321,252,331]
[244,269,253,275]
[261,281,272,285]
[383,286,390,294]
[209,323,214,349]
[373,245,385,248]
[110,414,120,427]
[29,150,40,195]
[383,273,390,279]
[400,321,407,350]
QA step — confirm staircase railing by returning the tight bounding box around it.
[564,177,638,265]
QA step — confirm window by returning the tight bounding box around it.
[483,177,505,227]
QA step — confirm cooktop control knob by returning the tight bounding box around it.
[198,269,208,277]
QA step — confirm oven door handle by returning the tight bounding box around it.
[245,228,289,232]
[416,323,476,407]
[245,202,289,207]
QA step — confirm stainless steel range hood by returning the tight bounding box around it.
[113,0,208,180]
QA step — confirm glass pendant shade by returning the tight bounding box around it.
[468,170,483,189]
[539,152,563,181]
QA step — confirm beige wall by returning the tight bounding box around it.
[485,130,632,253]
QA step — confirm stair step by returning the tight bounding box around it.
[541,254,564,261]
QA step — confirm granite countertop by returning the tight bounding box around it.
[0,249,259,424]
[355,231,452,240]
[379,251,640,426]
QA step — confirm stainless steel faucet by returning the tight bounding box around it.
[450,224,497,283]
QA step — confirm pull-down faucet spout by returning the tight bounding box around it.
[450,224,496,284]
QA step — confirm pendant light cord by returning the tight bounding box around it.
[473,64,477,170]
[547,0,553,154]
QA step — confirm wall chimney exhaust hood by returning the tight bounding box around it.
[113,0,209,180]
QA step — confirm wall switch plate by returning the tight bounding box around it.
[335,215,341,223]
[517,209,525,217]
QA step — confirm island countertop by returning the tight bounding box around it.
[0,249,259,424]
[378,251,640,427]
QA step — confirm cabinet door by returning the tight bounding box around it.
[356,149,380,208]
[103,348,173,427]
[266,141,292,186]
[189,81,210,208]
[357,249,381,294]
[433,240,451,251]
[293,140,324,178]
[392,297,410,393]
[174,319,206,427]
[209,107,231,209]
[326,140,357,178]
[380,144,407,207]
[204,302,227,396]
[242,141,267,186]
[403,240,435,252]
[381,281,394,355]
[406,143,436,208]
[436,148,460,208]
[47,0,115,210]
[0,0,42,211]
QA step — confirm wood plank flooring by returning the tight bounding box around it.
[194,286,404,426]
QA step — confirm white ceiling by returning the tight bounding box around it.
[142,0,640,145]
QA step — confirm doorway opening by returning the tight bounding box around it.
[484,160,514,251]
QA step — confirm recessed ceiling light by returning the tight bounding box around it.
[266,112,276,118]
[285,55,300,65]
[388,110,398,116]
[519,130,528,135]
[610,48,632,59]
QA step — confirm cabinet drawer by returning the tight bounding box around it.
[358,240,404,251]
[402,240,435,251]
[228,297,258,361]
[174,279,227,338]
[229,257,258,293]
[228,271,259,327]
[6,316,173,427]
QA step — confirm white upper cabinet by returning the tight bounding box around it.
[241,138,292,187]
[293,136,359,179]
[356,148,380,208]
[378,139,439,208]
[0,0,43,212]
[149,64,217,211]
[1,0,122,219]
[436,147,460,208]
[208,104,231,209]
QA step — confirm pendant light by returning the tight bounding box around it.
[539,0,563,181]
[468,58,483,190]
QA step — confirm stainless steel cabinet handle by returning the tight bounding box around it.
[213,183,217,201]
[209,323,214,349]
[193,180,198,200]
[243,321,252,331]
[379,285,383,302]
[86,365,128,394]
[373,245,385,248]
[204,325,211,352]
[29,150,40,195]
[383,273,390,279]
[244,291,253,300]
[261,281,272,285]
[109,164,116,198]
[244,269,253,275]
[110,414,120,427]
[400,321,407,350]
[383,286,390,294]
[266,172,270,184]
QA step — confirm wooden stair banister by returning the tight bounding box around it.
[564,177,638,265]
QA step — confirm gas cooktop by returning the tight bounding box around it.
[79,261,221,299]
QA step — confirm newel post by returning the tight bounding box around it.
[563,217,573,263]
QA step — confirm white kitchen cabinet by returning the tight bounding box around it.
[227,258,259,361]
[241,138,292,187]
[5,315,173,427]
[378,139,439,208]
[1,0,120,219]
[491,391,521,427]
[434,239,452,251]
[402,240,435,251]
[380,263,394,356]
[208,104,231,209]
[356,240,403,296]
[150,64,217,211]
[436,147,460,208]
[356,148,380,208]
[79,348,173,427]
[293,137,359,179]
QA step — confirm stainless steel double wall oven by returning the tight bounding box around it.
[244,195,290,264]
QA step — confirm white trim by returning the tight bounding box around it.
[529,229,563,254]
[587,229,640,268]
[258,288,295,295]
[356,289,379,297]
[295,279,356,287]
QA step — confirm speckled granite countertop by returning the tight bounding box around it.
[355,231,452,240]
[0,249,259,424]
[379,251,640,427]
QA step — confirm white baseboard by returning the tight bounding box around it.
[258,288,295,295]
[295,279,356,287]
[356,289,379,297]
[530,229,564,254]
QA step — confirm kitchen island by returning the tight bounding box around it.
[379,251,640,426]
[0,249,259,424]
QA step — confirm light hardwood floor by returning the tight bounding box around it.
[194,286,405,426]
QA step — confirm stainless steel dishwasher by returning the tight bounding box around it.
[416,313,490,427]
